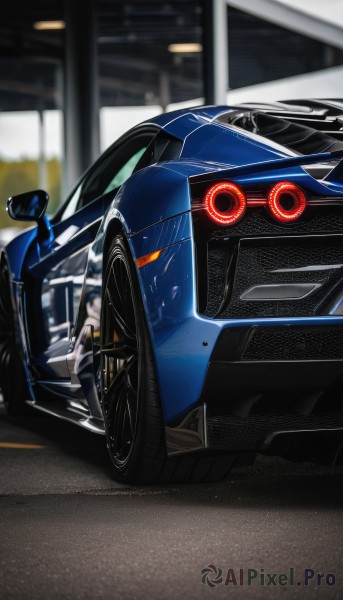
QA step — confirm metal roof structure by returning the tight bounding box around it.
[0,0,342,187]
[227,0,343,48]
[0,0,203,112]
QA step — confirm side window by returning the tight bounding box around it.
[57,130,158,223]
[58,183,82,222]
[103,147,146,194]
[133,130,183,172]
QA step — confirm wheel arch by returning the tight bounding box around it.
[2,228,37,281]
[100,215,154,330]
[101,217,151,325]
[102,217,126,276]
[0,248,20,327]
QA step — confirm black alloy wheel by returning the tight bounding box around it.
[100,235,165,482]
[0,254,29,415]
[100,235,252,484]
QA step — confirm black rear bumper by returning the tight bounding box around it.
[201,325,343,413]
[166,323,343,462]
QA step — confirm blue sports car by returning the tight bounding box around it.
[2,100,343,483]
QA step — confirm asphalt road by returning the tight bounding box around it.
[1,399,343,600]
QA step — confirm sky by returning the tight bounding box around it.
[0,111,62,160]
[0,106,163,161]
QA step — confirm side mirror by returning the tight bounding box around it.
[6,190,54,246]
[7,189,49,222]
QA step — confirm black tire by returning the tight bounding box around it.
[0,254,30,416]
[101,235,166,483]
[100,235,250,484]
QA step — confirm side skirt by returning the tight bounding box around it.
[27,391,105,435]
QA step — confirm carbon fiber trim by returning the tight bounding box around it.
[241,326,343,361]
[240,283,320,301]
[207,413,343,451]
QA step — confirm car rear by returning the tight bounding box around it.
[187,102,343,465]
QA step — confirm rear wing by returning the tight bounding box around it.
[190,150,343,186]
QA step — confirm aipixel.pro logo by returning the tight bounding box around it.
[201,565,336,588]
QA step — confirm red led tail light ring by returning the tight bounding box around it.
[267,181,307,222]
[204,182,247,226]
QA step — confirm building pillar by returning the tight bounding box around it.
[203,0,229,105]
[38,108,48,192]
[63,0,100,192]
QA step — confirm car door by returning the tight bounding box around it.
[25,126,159,382]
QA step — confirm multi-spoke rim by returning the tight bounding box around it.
[0,258,16,399]
[101,248,139,467]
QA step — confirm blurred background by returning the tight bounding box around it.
[1,0,343,243]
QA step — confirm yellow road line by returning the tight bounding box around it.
[0,442,47,449]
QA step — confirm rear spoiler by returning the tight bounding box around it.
[190,150,343,185]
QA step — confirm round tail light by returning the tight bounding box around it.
[267,181,306,222]
[204,182,246,226]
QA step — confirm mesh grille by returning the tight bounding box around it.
[207,412,343,450]
[206,246,228,316]
[242,326,343,361]
[192,197,343,318]
[218,236,343,319]
[210,207,343,239]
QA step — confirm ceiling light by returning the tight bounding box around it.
[33,21,66,31]
[168,43,203,53]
